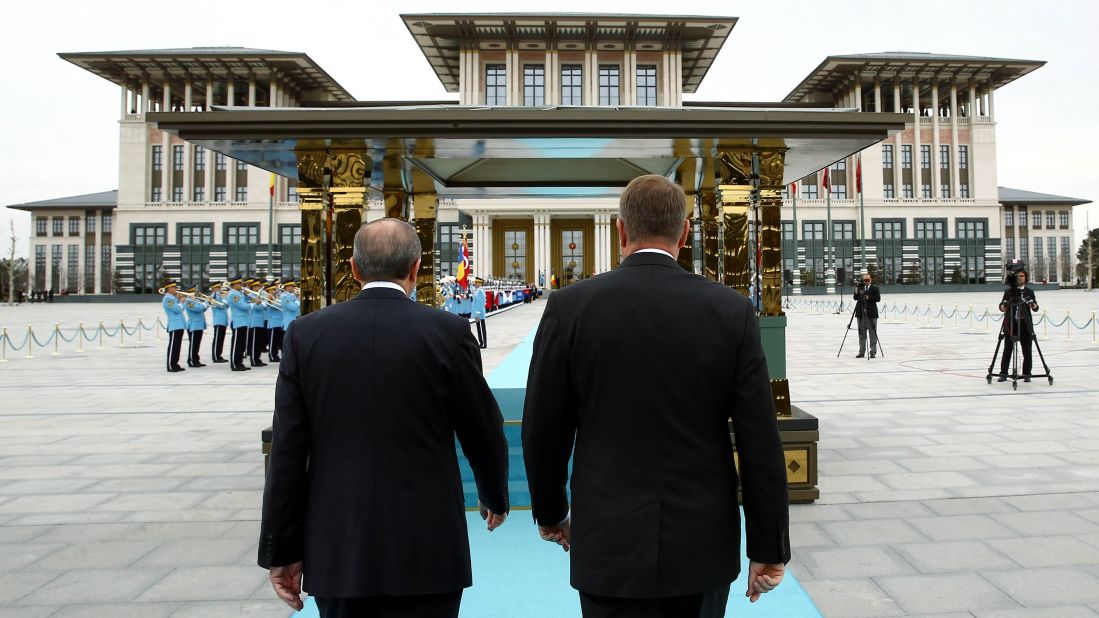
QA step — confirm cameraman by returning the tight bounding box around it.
[997,268,1039,382]
[853,272,881,358]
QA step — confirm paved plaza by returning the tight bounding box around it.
[1,289,1099,616]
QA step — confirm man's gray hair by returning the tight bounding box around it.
[352,218,422,281]
[618,174,687,244]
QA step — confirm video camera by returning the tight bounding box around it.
[1004,259,1026,292]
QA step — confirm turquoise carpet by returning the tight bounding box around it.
[292,513,819,618]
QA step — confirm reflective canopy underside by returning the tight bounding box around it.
[149,105,907,197]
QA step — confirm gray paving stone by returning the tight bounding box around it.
[136,565,268,602]
[196,490,262,510]
[19,568,170,605]
[986,535,1099,568]
[137,538,256,568]
[893,540,1020,573]
[983,567,1099,607]
[0,606,58,618]
[53,602,182,617]
[91,491,210,512]
[1,542,64,570]
[0,524,50,544]
[879,471,978,490]
[841,501,936,520]
[799,546,916,579]
[907,514,1019,542]
[973,608,1099,618]
[922,497,1018,516]
[168,600,288,617]
[875,572,1020,614]
[10,511,126,526]
[1001,493,1097,512]
[87,477,188,492]
[993,510,1099,536]
[33,540,163,570]
[120,509,240,523]
[895,455,989,472]
[0,493,114,514]
[819,518,927,546]
[799,578,905,618]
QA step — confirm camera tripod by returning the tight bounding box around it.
[985,293,1052,390]
[836,289,884,360]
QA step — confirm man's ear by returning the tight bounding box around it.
[616,218,627,248]
[678,219,689,248]
[350,258,363,284]
[409,258,422,282]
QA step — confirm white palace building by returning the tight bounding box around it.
[8,13,1091,294]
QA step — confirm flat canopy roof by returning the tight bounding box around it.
[7,190,117,212]
[150,105,907,197]
[999,186,1091,206]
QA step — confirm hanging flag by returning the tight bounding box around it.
[269,174,276,197]
[791,181,797,197]
[456,237,470,289]
[822,167,831,192]
[856,155,863,194]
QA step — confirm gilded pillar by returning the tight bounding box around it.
[411,191,439,308]
[673,156,700,273]
[698,156,721,282]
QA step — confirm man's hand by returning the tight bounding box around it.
[478,501,507,531]
[538,520,571,552]
[269,561,304,611]
[745,561,784,603]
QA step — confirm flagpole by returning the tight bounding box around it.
[825,168,835,295]
[268,174,275,281]
[858,155,866,276]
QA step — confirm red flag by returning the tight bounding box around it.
[856,155,862,194]
[456,238,470,289]
[791,181,797,196]
[822,167,830,192]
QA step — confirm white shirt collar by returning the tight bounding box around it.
[362,281,409,296]
[634,248,675,259]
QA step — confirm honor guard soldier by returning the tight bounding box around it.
[248,279,269,367]
[273,280,301,361]
[161,281,186,372]
[266,282,284,363]
[209,283,229,363]
[472,280,488,349]
[183,286,208,367]
[443,283,457,314]
[226,277,252,371]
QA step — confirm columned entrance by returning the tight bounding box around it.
[492,218,534,283]
[551,219,594,286]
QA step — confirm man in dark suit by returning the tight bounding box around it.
[854,272,881,358]
[259,218,510,618]
[522,175,790,618]
[997,267,1039,382]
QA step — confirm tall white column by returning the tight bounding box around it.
[248,78,257,107]
[949,81,960,199]
[471,50,481,105]
[227,80,236,106]
[162,82,171,111]
[931,82,941,199]
[205,78,213,111]
[873,78,882,112]
[968,82,977,117]
[913,79,922,199]
[141,81,150,112]
[119,85,128,118]
[987,87,995,120]
[184,81,193,111]
[854,81,863,111]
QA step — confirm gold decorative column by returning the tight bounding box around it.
[673,157,700,273]
[411,191,439,308]
[698,156,721,282]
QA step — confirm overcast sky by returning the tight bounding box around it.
[2,0,1096,259]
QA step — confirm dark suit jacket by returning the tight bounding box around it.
[999,286,1038,335]
[259,287,509,598]
[853,284,881,319]
[522,252,790,599]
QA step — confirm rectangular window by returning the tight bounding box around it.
[903,184,914,199]
[831,184,847,200]
[226,224,260,245]
[922,184,933,199]
[831,159,847,171]
[901,145,912,169]
[34,245,45,289]
[1059,211,1070,228]
[68,216,80,236]
[171,186,183,202]
[85,213,96,234]
[151,186,162,202]
[561,65,583,105]
[598,65,620,106]
[883,184,895,199]
[939,145,950,170]
[132,224,167,246]
[193,186,205,202]
[802,222,824,240]
[1004,210,1014,227]
[802,183,818,199]
[1019,236,1029,262]
[194,146,205,171]
[636,65,657,105]
[1062,236,1072,282]
[1048,237,1058,282]
[920,145,931,169]
[957,220,987,239]
[485,64,507,106]
[235,159,247,171]
[100,245,111,293]
[881,144,893,167]
[172,145,184,171]
[915,220,945,239]
[833,221,855,240]
[50,245,62,291]
[151,145,162,171]
[523,65,545,107]
[941,184,951,198]
[102,214,112,233]
[873,220,904,240]
[179,224,213,245]
[1005,237,1015,259]
[84,243,95,294]
[958,145,969,169]
[52,217,64,236]
[959,184,970,198]
[1032,212,1042,229]
[36,217,47,236]
[214,186,227,201]
[67,245,78,292]
[781,222,794,240]
[1046,212,1055,228]
[235,186,248,202]
[279,224,302,245]
[215,153,227,171]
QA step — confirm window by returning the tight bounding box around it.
[957,220,987,239]
[915,220,945,239]
[36,217,47,236]
[193,186,205,202]
[831,184,847,199]
[1018,208,1027,228]
[102,213,112,234]
[50,245,61,291]
[52,217,63,236]
[132,224,167,246]
[84,244,95,294]
[194,147,205,171]
[802,183,818,199]
[85,213,96,234]
[939,145,950,170]
[873,220,904,240]
[598,65,620,106]
[922,184,932,199]
[67,245,78,292]
[831,159,847,171]
[485,64,507,106]
[881,144,893,167]
[883,184,895,199]
[68,217,80,236]
[1062,237,1073,282]
[1019,237,1028,262]
[1005,237,1015,259]
[172,145,184,171]
[920,145,931,169]
[179,224,212,245]
[802,222,824,240]
[34,245,45,289]
[215,153,227,171]
[903,184,914,199]
[214,186,227,202]
[959,184,970,198]
[1046,212,1055,228]
[1032,212,1042,229]
[235,159,247,171]
[1059,211,1070,228]
[1004,210,1014,227]
[901,145,912,169]
[151,186,162,202]
[941,184,951,199]
[1048,237,1058,282]
[561,65,583,105]
[833,222,855,240]
[171,186,183,202]
[958,145,969,169]
[636,65,657,105]
[100,245,111,293]
[151,145,162,171]
[523,65,545,107]
[235,186,248,202]
[288,186,298,203]
[781,222,794,240]
[226,224,260,245]
[279,224,301,245]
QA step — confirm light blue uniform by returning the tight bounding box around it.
[163,293,185,331]
[443,289,457,314]
[227,288,251,329]
[210,293,229,327]
[472,287,487,320]
[184,299,208,331]
[279,291,300,329]
[248,291,268,328]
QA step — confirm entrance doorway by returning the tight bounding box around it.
[551,219,594,286]
[492,219,534,283]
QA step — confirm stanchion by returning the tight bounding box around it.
[1092,312,1097,345]
[953,304,959,328]
[984,307,990,332]
[119,319,125,348]
[26,325,34,359]
[97,321,104,350]
[1067,311,1071,341]
[78,322,85,353]
[1041,310,1048,341]
[52,323,60,356]
[1,327,7,362]
[969,305,975,333]
[137,319,143,343]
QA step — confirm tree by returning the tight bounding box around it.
[905,260,923,285]
[5,218,16,305]
[1076,227,1099,288]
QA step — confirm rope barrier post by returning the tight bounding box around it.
[119,319,125,348]
[77,322,84,353]
[137,318,143,343]
[1093,312,1097,345]
[98,321,104,350]
[985,307,990,333]
[26,325,34,359]
[969,305,975,333]
[954,304,958,328]
[1041,310,1048,341]
[1066,311,1071,342]
[941,305,945,327]
[1,327,7,363]
[927,304,932,328]
[52,323,60,356]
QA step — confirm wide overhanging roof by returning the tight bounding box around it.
[149,105,907,197]
[7,190,117,212]
[785,52,1045,103]
[401,13,737,94]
